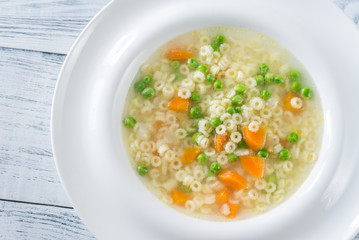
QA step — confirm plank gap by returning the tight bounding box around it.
[0,46,67,56]
[0,198,74,210]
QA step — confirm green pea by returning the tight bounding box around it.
[143,75,153,85]
[211,128,216,135]
[170,61,180,69]
[289,70,300,81]
[266,173,277,184]
[197,153,208,164]
[192,132,201,143]
[231,95,243,106]
[260,89,271,100]
[188,58,199,69]
[208,169,217,177]
[279,149,291,161]
[288,132,299,143]
[180,184,192,193]
[234,107,242,114]
[274,75,284,84]
[227,153,238,162]
[206,74,215,84]
[197,64,208,74]
[226,107,235,115]
[190,107,201,119]
[301,87,313,99]
[193,119,200,128]
[174,72,184,81]
[142,87,155,99]
[255,75,264,85]
[123,116,137,128]
[186,130,193,138]
[210,162,221,174]
[257,149,268,158]
[210,117,222,128]
[237,140,248,148]
[134,81,146,92]
[213,80,223,90]
[259,63,269,74]
[291,81,302,92]
[216,35,225,45]
[137,164,148,176]
[191,92,200,103]
[234,84,246,94]
[264,73,274,84]
[211,43,219,51]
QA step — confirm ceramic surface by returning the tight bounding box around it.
[51,0,359,239]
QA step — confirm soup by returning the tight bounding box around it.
[122,27,323,220]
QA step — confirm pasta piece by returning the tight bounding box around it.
[221,203,239,218]
[283,92,302,113]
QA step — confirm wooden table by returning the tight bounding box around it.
[0,0,358,239]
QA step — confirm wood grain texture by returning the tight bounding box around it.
[0,200,95,239]
[0,0,110,54]
[333,0,359,26]
[0,47,71,206]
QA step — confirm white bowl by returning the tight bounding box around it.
[51,0,359,239]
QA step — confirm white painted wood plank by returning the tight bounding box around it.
[0,200,94,239]
[333,0,359,27]
[1,202,359,240]
[0,47,71,206]
[0,200,358,240]
[0,0,110,54]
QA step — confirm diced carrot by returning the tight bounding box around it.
[218,170,248,190]
[168,96,190,112]
[243,125,266,151]
[283,92,302,113]
[216,188,230,203]
[168,49,194,60]
[240,156,265,178]
[154,121,163,130]
[181,147,201,164]
[171,189,191,205]
[215,132,228,152]
[227,203,239,218]
[221,203,239,218]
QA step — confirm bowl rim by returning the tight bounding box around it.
[51,0,359,239]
